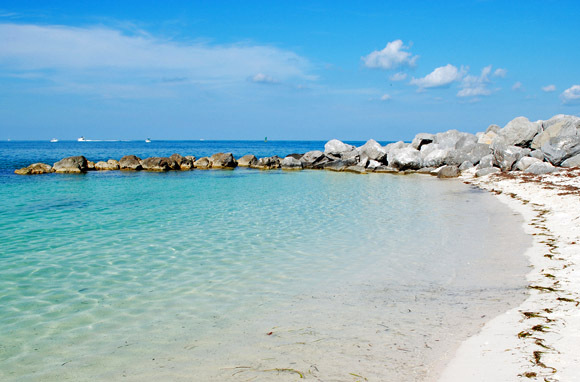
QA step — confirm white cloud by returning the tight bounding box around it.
[250,73,277,84]
[561,85,580,105]
[493,68,507,78]
[0,23,313,97]
[542,84,556,92]
[380,94,392,101]
[457,65,493,97]
[512,81,523,91]
[362,40,418,70]
[389,72,407,81]
[410,64,463,89]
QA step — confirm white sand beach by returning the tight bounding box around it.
[441,168,580,381]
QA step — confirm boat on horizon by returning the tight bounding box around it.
[145,138,151,143]
[78,136,86,142]
[50,138,58,143]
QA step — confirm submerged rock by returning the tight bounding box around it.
[119,155,142,170]
[15,163,53,175]
[53,156,89,173]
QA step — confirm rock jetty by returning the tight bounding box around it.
[15,114,580,178]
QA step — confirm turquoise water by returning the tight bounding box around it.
[0,142,530,381]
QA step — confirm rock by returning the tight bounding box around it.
[87,161,96,171]
[496,116,541,147]
[434,130,476,150]
[324,139,356,156]
[491,141,528,171]
[170,153,193,170]
[358,139,387,162]
[281,156,303,170]
[141,157,176,172]
[531,114,580,149]
[14,163,53,175]
[385,141,408,153]
[253,156,281,170]
[561,153,580,168]
[286,153,303,160]
[477,154,494,169]
[529,150,545,160]
[323,160,349,172]
[437,165,460,178]
[475,167,501,177]
[53,156,89,173]
[486,124,501,134]
[194,157,211,169]
[95,160,120,171]
[344,165,367,174]
[417,167,437,174]
[366,160,383,170]
[372,165,399,173]
[237,154,258,167]
[300,150,327,169]
[514,157,542,171]
[465,143,492,164]
[525,162,557,175]
[411,133,435,150]
[421,147,450,168]
[210,153,237,169]
[388,147,422,170]
[541,135,580,165]
[119,155,142,170]
[477,131,497,145]
[459,161,474,171]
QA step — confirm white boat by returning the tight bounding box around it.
[50,138,58,143]
[145,138,151,143]
[78,136,86,142]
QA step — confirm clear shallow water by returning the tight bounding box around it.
[0,142,530,381]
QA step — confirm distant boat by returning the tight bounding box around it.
[145,138,151,143]
[50,138,58,143]
[78,136,86,142]
[264,136,268,142]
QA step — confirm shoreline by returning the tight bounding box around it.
[440,168,580,381]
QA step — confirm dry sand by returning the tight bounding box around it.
[440,168,580,381]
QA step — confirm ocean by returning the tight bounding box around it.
[0,140,530,381]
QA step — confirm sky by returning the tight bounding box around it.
[1,0,579,141]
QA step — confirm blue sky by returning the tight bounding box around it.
[1,0,579,140]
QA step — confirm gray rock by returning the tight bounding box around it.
[53,156,89,173]
[281,156,303,170]
[358,139,387,162]
[142,157,176,172]
[437,165,460,178]
[323,160,349,172]
[529,150,545,160]
[561,153,580,168]
[466,143,492,164]
[491,141,528,171]
[411,133,435,150]
[324,139,356,156]
[253,156,281,170]
[541,135,580,165]
[531,114,580,149]
[486,124,501,134]
[417,167,437,174]
[477,154,495,169]
[15,163,53,175]
[434,130,476,150]
[496,116,541,147]
[514,157,542,171]
[525,162,557,175]
[372,165,399,173]
[366,160,383,170]
[344,165,367,174]
[95,160,120,171]
[119,155,142,171]
[388,147,422,170]
[210,153,237,169]
[421,145,450,168]
[475,167,501,177]
[300,150,327,169]
[477,131,497,145]
[237,154,258,167]
[459,161,474,171]
[194,157,211,169]
[286,153,303,160]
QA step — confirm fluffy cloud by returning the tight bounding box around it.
[380,94,392,101]
[410,64,463,89]
[250,73,277,84]
[561,85,580,104]
[0,23,313,96]
[542,84,556,92]
[457,65,492,97]
[362,40,418,70]
[493,68,507,78]
[389,72,407,81]
[512,81,523,91]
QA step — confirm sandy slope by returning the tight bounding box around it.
[440,168,580,381]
